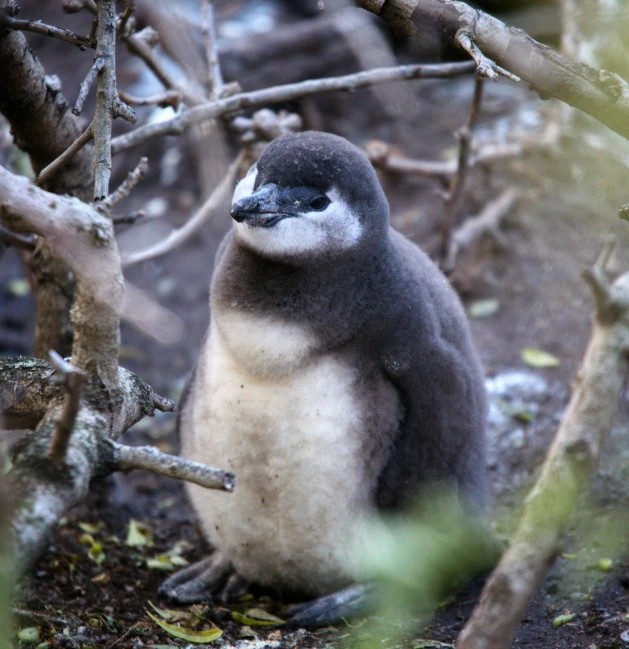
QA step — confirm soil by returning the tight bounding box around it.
[3,2,629,648]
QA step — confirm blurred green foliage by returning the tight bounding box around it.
[353,488,502,647]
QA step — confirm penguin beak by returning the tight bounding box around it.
[231,184,292,228]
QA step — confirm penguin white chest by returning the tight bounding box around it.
[184,311,370,594]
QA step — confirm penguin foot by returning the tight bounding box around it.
[159,553,249,604]
[285,583,375,628]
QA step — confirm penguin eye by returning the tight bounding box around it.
[309,195,330,211]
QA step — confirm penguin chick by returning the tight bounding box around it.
[160,131,488,623]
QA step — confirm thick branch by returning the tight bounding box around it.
[356,0,629,142]
[92,0,135,201]
[0,166,122,388]
[1,357,174,438]
[456,249,629,649]
[0,0,92,197]
[109,441,235,492]
[111,61,475,153]
[0,0,95,356]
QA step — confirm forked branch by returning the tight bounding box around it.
[456,239,629,649]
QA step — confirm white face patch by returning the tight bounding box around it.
[231,184,363,258]
[232,162,258,204]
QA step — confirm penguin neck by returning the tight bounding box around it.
[212,231,391,347]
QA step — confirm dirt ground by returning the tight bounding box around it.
[4,1,629,648]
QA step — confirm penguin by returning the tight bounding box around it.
[160,131,488,625]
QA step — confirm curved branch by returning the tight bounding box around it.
[121,151,242,267]
[111,61,476,153]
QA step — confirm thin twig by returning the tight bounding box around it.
[117,0,135,37]
[455,31,520,82]
[47,351,86,464]
[103,157,148,208]
[153,394,176,412]
[443,188,519,271]
[201,0,224,96]
[124,27,203,106]
[11,608,68,626]
[121,151,243,267]
[0,13,95,50]
[36,123,94,189]
[440,77,485,262]
[73,56,105,116]
[111,61,476,154]
[367,140,526,178]
[0,223,36,250]
[108,440,235,491]
[119,88,182,109]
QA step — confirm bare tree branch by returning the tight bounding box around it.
[443,188,519,271]
[118,88,182,109]
[109,440,235,492]
[92,0,136,201]
[0,165,122,387]
[201,0,223,96]
[357,0,629,142]
[46,351,86,463]
[104,156,148,208]
[440,77,485,261]
[0,11,94,49]
[36,123,94,190]
[111,61,476,154]
[456,241,629,649]
[0,0,96,358]
[73,56,105,116]
[455,31,520,82]
[121,151,243,267]
[366,140,525,178]
[123,26,203,107]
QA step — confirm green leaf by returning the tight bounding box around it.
[146,601,198,625]
[146,612,222,643]
[552,613,576,628]
[522,347,560,368]
[231,609,285,627]
[468,299,499,319]
[126,520,154,548]
[8,279,30,297]
[17,628,41,643]
[78,522,105,535]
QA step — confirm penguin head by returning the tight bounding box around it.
[230,131,389,260]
